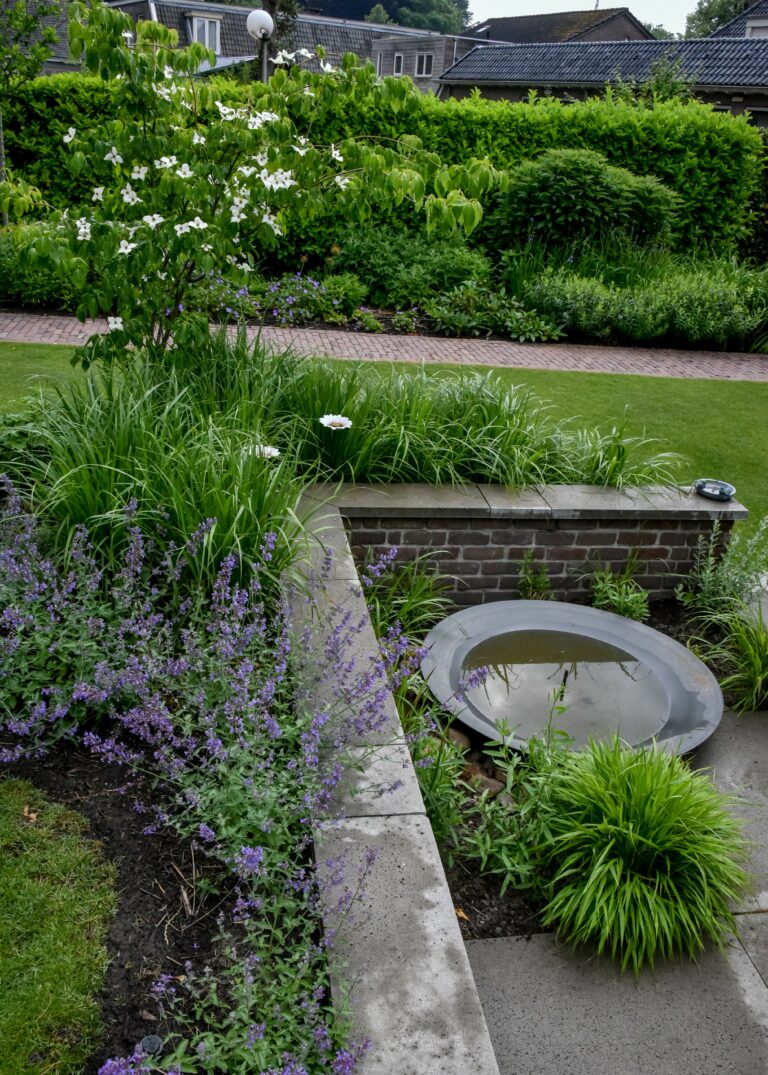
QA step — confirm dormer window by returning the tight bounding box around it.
[190,16,221,53]
[746,17,768,36]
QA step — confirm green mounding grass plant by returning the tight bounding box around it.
[693,607,768,714]
[537,739,750,974]
[16,358,312,585]
[0,779,116,1075]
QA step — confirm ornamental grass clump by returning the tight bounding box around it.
[538,739,749,974]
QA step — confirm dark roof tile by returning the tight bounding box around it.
[466,8,648,44]
[440,38,768,89]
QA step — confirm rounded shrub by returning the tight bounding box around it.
[481,148,678,254]
[539,738,749,974]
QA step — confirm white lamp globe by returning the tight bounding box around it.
[247,8,274,40]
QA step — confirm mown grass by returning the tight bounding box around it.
[0,779,116,1074]
[0,342,80,412]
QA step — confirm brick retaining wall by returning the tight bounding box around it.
[325,483,748,605]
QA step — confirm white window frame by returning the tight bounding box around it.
[191,16,221,54]
[415,52,433,78]
[747,18,768,36]
[393,52,403,77]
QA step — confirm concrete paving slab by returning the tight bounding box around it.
[467,933,768,1075]
[316,814,500,1075]
[335,482,491,518]
[323,743,425,818]
[737,913,768,989]
[693,711,768,909]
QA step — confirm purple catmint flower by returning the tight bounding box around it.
[197,823,216,843]
[234,845,264,878]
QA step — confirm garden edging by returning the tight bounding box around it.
[294,503,501,1075]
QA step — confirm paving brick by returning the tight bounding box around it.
[3,309,768,380]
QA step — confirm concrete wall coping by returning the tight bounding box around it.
[310,482,749,522]
[293,506,501,1075]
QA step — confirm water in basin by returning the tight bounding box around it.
[463,629,668,747]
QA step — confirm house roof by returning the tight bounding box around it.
[439,38,768,90]
[466,8,652,43]
[710,0,768,37]
[47,1,447,69]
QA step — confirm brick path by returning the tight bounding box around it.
[2,308,768,381]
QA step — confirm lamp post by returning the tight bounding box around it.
[246,8,274,84]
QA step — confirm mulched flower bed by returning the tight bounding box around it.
[3,744,230,1074]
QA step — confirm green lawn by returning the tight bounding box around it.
[0,779,115,1075]
[0,342,80,412]
[0,341,764,528]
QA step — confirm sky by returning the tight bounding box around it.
[469,0,697,37]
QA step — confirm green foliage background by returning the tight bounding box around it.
[4,73,763,253]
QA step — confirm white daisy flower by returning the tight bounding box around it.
[75,218,91,241]
[92,187,105,201]
[142,214,164,229]
[174,222,191,236]
[176,162,194,178]
[62,127,76,144]
[107,316,124,332]
[118,239,137,254]
[330,145,343,163]
[319,414,352,430]
[192,131,206,145]
[154,155,178,169]
[131,165,148,180]
[104,146,123,165]
[188,216,208,230]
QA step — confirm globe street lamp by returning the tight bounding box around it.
[246,8,274,84]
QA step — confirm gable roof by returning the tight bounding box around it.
[439,38,768,90]
[710,0,768,37]
[467,8,652,43]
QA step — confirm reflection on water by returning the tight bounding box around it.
[463,630,667,747]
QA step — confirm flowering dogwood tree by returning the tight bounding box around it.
[39,1,501,366]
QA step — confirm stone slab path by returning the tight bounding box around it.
[2,309,768,381]
[469,711,768,1074]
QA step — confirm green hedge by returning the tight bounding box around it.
[3,73,763,253]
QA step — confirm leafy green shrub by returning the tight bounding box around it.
[330,224,491,307]
[0,223,87,310]
[539,739,749,973]
[676,518,768,620]
[425,281,562,341]
[591,557,650,621]
[480,148,679,253]
[8,74,762,252]
[351,306,384,332]
[526,264,768,349]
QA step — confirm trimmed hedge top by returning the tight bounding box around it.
[3,72,763,253]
